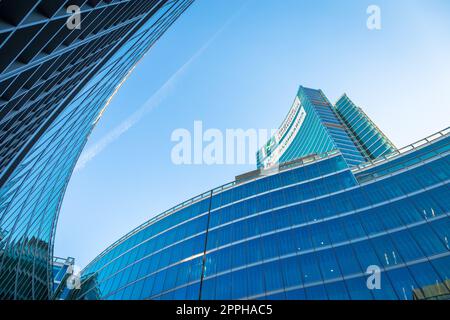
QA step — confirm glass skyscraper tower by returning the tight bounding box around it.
[0,0,194,300]
[256,86,396,169]
[72,86,450,300]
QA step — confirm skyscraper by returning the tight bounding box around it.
[72,86,450,300]
[0,0,194,300]
[256,86,397,169]
[335,94,397,160]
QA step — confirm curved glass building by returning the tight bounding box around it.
[0,0,194,299]
[256,87,396,169]
[74,87,450,300]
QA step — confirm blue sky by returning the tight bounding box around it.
[55,0,450,267]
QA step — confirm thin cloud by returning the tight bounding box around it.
[74,4,246,172]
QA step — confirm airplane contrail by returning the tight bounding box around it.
[74,2,247,172]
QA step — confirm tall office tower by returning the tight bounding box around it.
[256,86,396,169]
[335,94,397,160]
[0,0,194,299]
[72,87,449,301]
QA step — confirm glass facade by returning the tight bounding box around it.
[0,3,447,301]
[75,128,450,300]
[51,256,75,300]
[335,94,397,160]
[257,86,370,169]
[0,0,194,299]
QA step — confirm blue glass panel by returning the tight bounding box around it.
[326,219,348,244]
[316,250,342,281]
[409,224,448,256]
[345,277,373,300]
[298,253,322,285]
[293,226,313,252]
[429,218,450,250]
[247,264,265,298]
[310,223,331,248]
[263,261,285,293]
[285,288,306,300]
[140,276,155,299]
[173,286,187,300]
[231,268,248,299]
[343,215,366,239]
[371,236,404,267]
[215,273,232,300]
[430,255,450,282]
[265,292,287,300]
[359,209,385,236]
[408,262,443,289]
[334,245,363,276]
[390,230,425,262]
[386,267,419,300]
[185,283,200,300]
[305,284,328,300]
[371,276,399,300]
[325,281,350,300]
[352,241,382,270]
[280,256,303,288]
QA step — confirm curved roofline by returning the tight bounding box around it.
[82,149,342,272]
[83,126,449,273]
